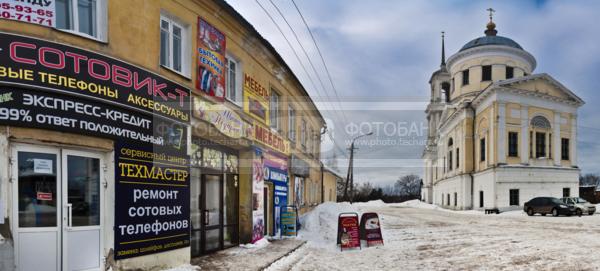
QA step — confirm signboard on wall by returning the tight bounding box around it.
[252,121,290,155]
[263,149,288,237]
[0,0,56,27]
[197,17,226,101]
[252,147,265,243]
[0,33,191,259]
[243,74,269,124]
[193,97,251,139]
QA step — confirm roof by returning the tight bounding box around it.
[460,35,523,52]
[214,0,325,125]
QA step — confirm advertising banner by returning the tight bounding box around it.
[280,206,297,237]
[0,0,56,27]
[360,212,384,247]
[193,97,252,139]
[263,149,288,237]
[0,32,190,123]
[252,121,290,155]
[243,74,269,124]
[337,213,360,251]
[0,33,191,260]
[197,17,226,101]
[252,147,265,243]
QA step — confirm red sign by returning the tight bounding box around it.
[197,17,226,101]
[36,192,52,201]
[360,212,384,247]
[337,213,360,251]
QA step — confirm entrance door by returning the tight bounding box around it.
[12,145,104,271]
[202,174,222,253]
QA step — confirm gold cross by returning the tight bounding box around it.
[487,8,495,21]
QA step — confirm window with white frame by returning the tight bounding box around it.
[270,90,280,130]
[288,106,296,141]
[56,0,107,40]
[225,55,242,105]
[160,14,189,76]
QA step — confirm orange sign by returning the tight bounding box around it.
[251,121,290,155]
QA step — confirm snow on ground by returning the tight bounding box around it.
[267,200,600,270]
[239,237,270,249]
[160,264,201,271]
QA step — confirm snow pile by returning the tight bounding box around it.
[351,200,387,207]
[239,237,270,249]
[160,264,201,271]
[392,199,445,210]
[298,201,359,248]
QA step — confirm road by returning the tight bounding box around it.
[267,203,600,271]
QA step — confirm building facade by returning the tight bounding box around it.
[0,0,325,270]
[422,17,584,210]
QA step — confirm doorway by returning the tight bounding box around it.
[12,144,105,271]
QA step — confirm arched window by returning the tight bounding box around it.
[531,116,551,129]
[441,82,450,102]
[530,116,551,158]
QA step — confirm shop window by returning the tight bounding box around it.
[509,189,519,206]
[506,66,514,79]
[562,138,570,160]
[225,55,242,105]
[56,0,107,41]
[508,132,519,157]
[480,138,486,162]
[270,90,280,130]
[160,13,190,76]
[462,69,469,86]
[288,106,296,142]
[482,65,492,81]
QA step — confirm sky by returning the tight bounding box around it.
[226,0,600,187]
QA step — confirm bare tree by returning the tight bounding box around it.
[394,174,422,198]
[580,174,600,186]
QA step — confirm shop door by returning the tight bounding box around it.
[201,174,222,253]
[12,145,104,271]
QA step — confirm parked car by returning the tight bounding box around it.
[561,197,596,216]
[524,197,575,217]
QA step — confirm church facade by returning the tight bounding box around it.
[422,16,584,210]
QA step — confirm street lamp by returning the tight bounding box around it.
[343,131,373,202]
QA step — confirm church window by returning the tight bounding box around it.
[479,191,484,208]
[480,138,486,162]
[535,132,546,158]
[562,138,570,160]
[563,188,570,197]
[530,131,533,158]
[456,148,460,168]
[462,70,469,86]
[448,138,453,171]
[454,192,457,206]
[447,194,450,206]
[482,65,492,81]
[509,189,519,206]
[508,132,519,157]
[531,116,551,129]
[506,66,514,79]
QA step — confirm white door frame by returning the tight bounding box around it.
[11,143,106,271]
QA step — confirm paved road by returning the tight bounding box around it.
[267,205,600,271]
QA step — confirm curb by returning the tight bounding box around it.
[260,240,307,271]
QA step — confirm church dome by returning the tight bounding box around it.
[459,35,523,52]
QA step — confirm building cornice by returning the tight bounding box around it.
[447,45,537,72]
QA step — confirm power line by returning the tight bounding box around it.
[291,0,350,125]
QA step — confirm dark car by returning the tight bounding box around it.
[523,197,575,217]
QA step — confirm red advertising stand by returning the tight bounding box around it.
[337,212,361,251]
[360,212,384,247]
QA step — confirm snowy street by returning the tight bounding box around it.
[266,201,600,271]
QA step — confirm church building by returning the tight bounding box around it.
[422,11,584,210]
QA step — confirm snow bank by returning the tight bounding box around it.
[298,201,359,249]
[160,264,201,271]
[239,237,270,249]
[351,200,387,207]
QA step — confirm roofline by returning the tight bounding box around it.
[214,0,326,125]
[323,165,344,179]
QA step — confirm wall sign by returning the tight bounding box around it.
[0,32,190,123]
[252,121,290,155]
[360,212,384,247]
[0,0,55,27]
[243,74,269,124]
[0,33,191,260]
[197,17,226,100]
[251,147,265,243]
[337,213,360,251]
[193,97,250,139]
[263,149,288,237]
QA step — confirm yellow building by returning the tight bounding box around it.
[422,16,584,211]
[0,0,324,270]
[323,167,342,202]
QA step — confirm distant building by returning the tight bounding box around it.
[323,167,343,202]
[422,14,584,210]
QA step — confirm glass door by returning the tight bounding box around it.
[202,174,222,253]
[62,150,103,271]
[13,147,61,271]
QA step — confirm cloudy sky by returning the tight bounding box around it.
[227,0,600,187]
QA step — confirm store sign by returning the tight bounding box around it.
[243,74,269,124]
[36,192,52,201]
[252,147,265,243]
[193,98,250,139]
[0,32,190,123]
[263,149,288,237]
[360,212,384,247]
[0,0,56,27]
[0,33,191,260]
[197,17,226,100]
[252,121,290,155]
[337,213,360,251]
[280,206,297,237]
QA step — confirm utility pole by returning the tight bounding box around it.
[342,132,373,202]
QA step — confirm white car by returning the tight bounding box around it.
[561,197,596,216]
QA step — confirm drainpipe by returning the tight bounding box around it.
[321,162,325,203]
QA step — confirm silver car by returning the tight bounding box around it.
[561,197,596,216]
